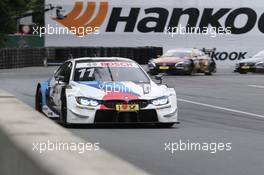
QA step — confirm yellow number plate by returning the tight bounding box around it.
[159,66,169,70]
[241,65,250,69]
[116,104,139,112]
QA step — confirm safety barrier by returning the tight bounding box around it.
[0,89,150,175]
[0,47,162,69]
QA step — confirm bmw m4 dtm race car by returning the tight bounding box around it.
[35,57,178,127]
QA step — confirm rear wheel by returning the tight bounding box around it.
[204,72,212,75]
[204,62,216,75]
[204,70,213,75]
[238,70,247,74]
[35,87,43,113]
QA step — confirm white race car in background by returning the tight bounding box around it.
[35,57,178,127]
[234,50,264,74]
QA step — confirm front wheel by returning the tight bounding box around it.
[60,93,68,127]
[186,60,196,75]
[238,71,247,74]
[35,87,43,113]
[186,66,195,75]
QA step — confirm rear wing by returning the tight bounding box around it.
[200,48,216,58]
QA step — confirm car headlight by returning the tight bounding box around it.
[176,61,184,65]
[175,60,191,66]
[76,97,100,107]
[151,96,169,106]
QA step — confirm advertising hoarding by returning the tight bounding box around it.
[44,0,264,66]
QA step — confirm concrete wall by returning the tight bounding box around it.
[0,90,150,175]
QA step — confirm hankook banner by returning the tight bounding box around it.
[45,0,264,66]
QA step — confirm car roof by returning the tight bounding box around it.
[254,50,264,57]
[69,57,134,62]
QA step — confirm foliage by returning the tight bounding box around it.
[0,0,43,47]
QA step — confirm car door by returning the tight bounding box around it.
[49,62,72,112]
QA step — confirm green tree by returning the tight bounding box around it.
[0,0,42,47]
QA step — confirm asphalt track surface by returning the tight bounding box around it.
[0,66,264,175]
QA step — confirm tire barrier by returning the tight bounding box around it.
[0,47,163,69]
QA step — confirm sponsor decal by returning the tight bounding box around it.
[203,48,247,61]
[52,2,264,35]
[106,7,264,34]
[76,62,138,68]
[53,1,108,36]
[77,81,140,96]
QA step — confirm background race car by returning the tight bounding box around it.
[235,50,264,74]
[148,48,216,75]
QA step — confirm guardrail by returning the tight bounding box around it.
[0,47,162,69]
[0,89,150,175]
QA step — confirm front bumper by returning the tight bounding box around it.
[234,63,257,73]
[234,66,255,73]
[148,63,191,74]
[66,96,178,124]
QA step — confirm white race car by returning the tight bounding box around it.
[35,57,178,127]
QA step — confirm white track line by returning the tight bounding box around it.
[248,85,264,89]
[178,98,264,119]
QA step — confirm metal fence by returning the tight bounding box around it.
[0,47,162,69]
[0,48,45,69]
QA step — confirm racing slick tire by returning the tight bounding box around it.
[186,61,195,75]
[204,70,213,75]
[204,72,212,75]
[204,62,216,75]
[238,70,248,74]
[60,91,69,127]
[155,123,175,128]
[35,87,43,113]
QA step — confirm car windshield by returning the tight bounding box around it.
[74,61,150,83]
[163,50,191,57]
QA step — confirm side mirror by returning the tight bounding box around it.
[155,74,163,84]
[55,75,66,83]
